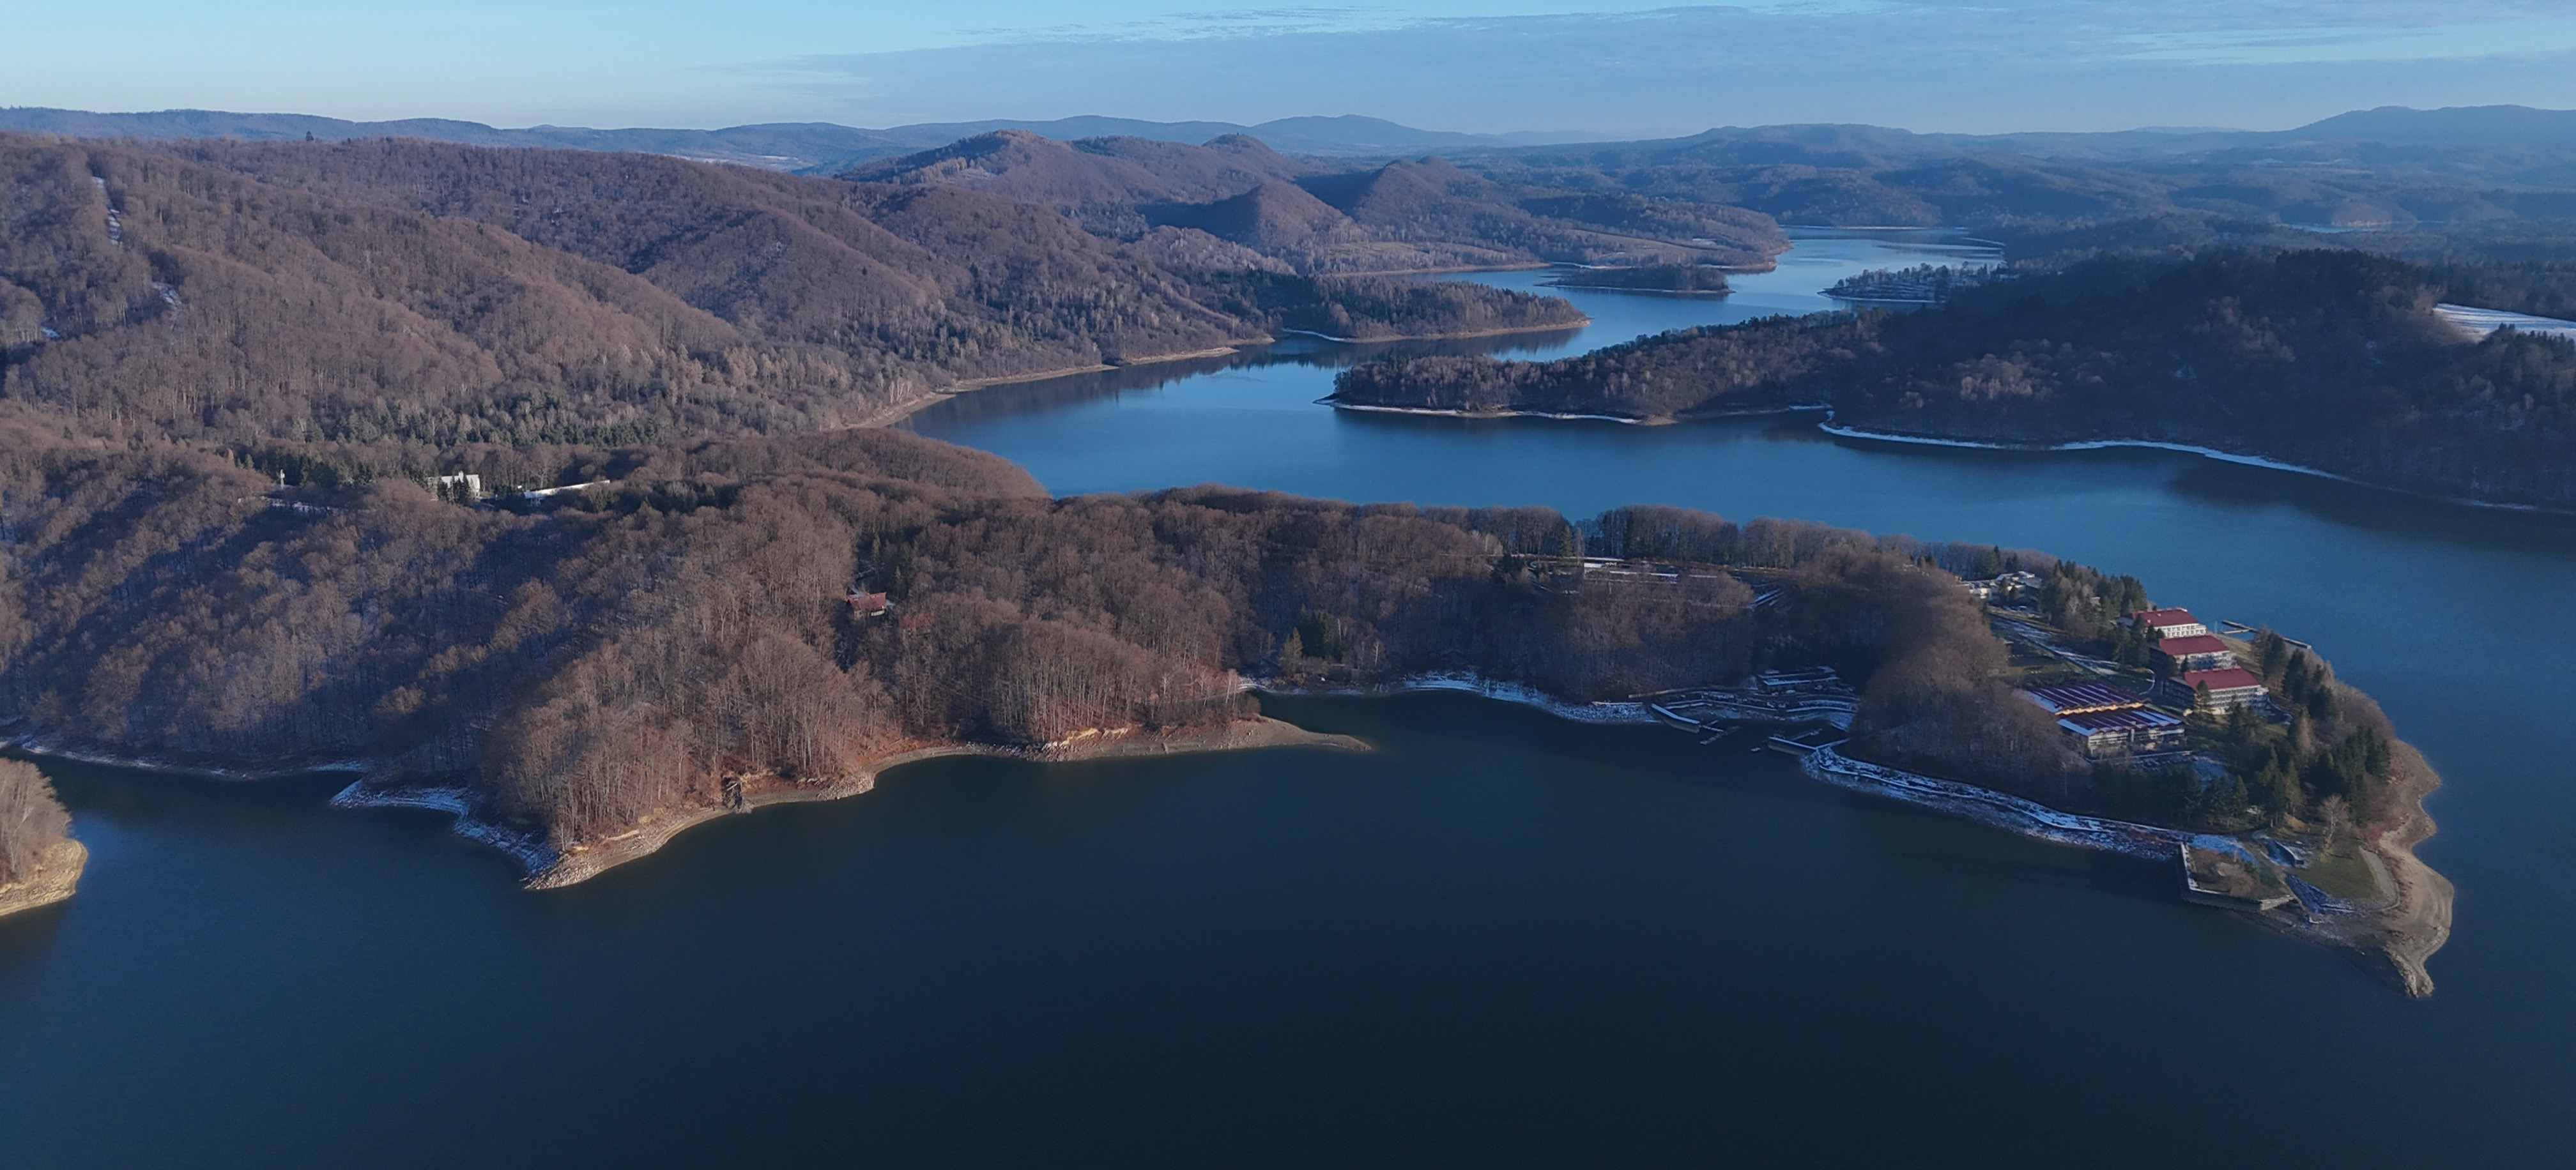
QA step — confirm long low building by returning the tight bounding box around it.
[2021,683,2184,758]
[2057,707,2186,757]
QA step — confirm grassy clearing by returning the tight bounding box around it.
[2301,839,2383,901]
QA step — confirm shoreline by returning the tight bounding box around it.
[1326,401,1659,425]
[0,839,87,920]
[1262,670,1659,725]
[333,717,1369,890]
[1802,743,2450,997]
[852,310,1605,430]
[1814,418,2567,517]
[6,734,373,782]
[846,344,1255,429]
[1273,316,1592,345]
[1324,400,1830,425]
[1261,681,2451,998]
[11,682,2451,991]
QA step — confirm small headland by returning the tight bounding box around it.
[1641,574,2453,997]
[0,757,84,919]
[0,840,86,920]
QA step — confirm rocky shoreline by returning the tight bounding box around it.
[1800,743,2451,997]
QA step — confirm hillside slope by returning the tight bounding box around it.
[850,133,1785,273]
[1,135,1588,447]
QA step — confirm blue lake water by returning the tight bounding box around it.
[8,230,2575,1165]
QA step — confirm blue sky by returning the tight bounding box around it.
[8,2,2573,135]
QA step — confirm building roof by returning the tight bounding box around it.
[2182,667,2264,693]
[2022,682,2150,714]
[2156,634,2230,656]
[2133,607,2200,628]
[2060,708,2185,734]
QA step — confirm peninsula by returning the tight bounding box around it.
[0,427,2450,991]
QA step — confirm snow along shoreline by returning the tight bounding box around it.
[1262,670,1659,724]
[1814,419,2556,515]
[1798,745,2190,858]
[1325,401,1652,424]
[328,782,563,874]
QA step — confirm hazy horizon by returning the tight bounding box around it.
[8,2,2575,138]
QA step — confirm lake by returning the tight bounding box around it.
[7,231,2575,1166]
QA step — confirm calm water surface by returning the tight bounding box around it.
[7,232,2575,1166]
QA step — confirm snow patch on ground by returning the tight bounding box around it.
[1272,671,1656,724]
[2434,302,2576,342]
[1802,745,2191,860]
[330,782,561,875]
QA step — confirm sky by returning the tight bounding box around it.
[6,1,2573,136]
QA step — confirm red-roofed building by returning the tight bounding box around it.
[2154,634,2235,674]
[2180,667,2266,710]
[2130,607,2207,639]
[845,591,891,616]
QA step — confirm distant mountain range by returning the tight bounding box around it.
[7,103,2576,174]
[0,108,1616,172]
[7,103,2574,175]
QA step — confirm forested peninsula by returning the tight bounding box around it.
[0,425,2450,988]
[1331,249,2576,508]
[0,129,2449,987]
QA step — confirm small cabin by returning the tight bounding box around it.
[845,591,891,616]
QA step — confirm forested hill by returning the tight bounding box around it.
[845,132,1786,274]
[0,133,1577,449]
[0,423,2076,859]
[1333,249,2576,508]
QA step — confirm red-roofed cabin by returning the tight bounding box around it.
[2130,607,2207,639]
[2181,667,2266,710]
[2154,634,2235,674]
[845,591,891,616]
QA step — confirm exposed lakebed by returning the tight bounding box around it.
[8,231,2576,1164]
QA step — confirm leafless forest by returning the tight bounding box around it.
[0,759,70,886]
[0,423,2078,847]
